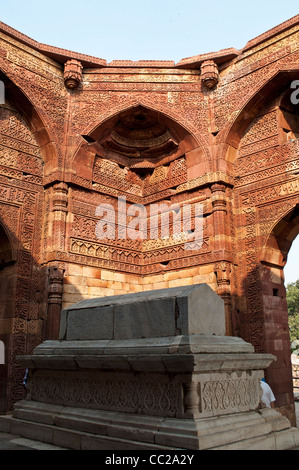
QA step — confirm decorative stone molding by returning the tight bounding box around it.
[211,183,227,212]
[46,266,64,339]
[214,261,232,294]
[52,182,68,212]
[30,372,183,417]
[47,266,64,306]
[201,375,259,414]
[27,369,261,419]
[64,59,83,89]
[200,60,219,89]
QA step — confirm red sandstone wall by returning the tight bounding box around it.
[0,17,298,422]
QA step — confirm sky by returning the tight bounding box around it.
[284,237,299,286]
[0,1,298,63]
[0,1,298,283]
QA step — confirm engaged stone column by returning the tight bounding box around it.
[46,266,64,340]
[215,261,233,335]
[52,182,68,252]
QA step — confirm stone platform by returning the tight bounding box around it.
[1,284,299,450]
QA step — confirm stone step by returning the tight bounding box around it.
[1,402,299,450]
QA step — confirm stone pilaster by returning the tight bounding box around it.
[46,266,64,340]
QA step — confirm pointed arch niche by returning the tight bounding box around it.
[0,221,17,412]
[71,103,210,191]
[259,205,299,419]
[67,103,214,278]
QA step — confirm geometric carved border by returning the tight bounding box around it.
[30,371,260,418]
[31,373,184,418]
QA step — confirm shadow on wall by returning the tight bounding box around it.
[0,216,83,413]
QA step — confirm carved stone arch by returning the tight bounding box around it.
[0,219,16,270]
[70,100,211,184]
[277,87,299,144]
[227,69,299,424]
[0,67,59,182]
[0,217,18,412]
[218,67,299,167]
[260,203,299,267]
[81,98,207,149]
[257,203,299,421]
[0,67,54,411]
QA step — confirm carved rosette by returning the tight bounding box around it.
[64,59,83,89]
[200,60,219,89]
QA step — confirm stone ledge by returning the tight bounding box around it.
[17,350,275,374]
[31,334,255,355]
[1,402,298,450]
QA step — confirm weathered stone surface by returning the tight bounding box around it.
[1,401,298,450]
[66,306,114,340]
[60,284,225,340]
[114,298,176,340]
[4,284,298,450]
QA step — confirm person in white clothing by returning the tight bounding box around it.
[260,378,275,408]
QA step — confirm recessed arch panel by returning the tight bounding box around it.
[71,101,211,185]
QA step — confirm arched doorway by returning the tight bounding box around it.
[260,205,299,425]
[0,77,50,411]
[228,76,299,425]
[284,235,299,399]
[0,223,17,412]
[284,236,299,287]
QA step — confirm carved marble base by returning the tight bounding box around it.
[1,285,299,450]
[0,334,298,450]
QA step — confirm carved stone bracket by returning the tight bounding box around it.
[214,261,232,295]
[64,59,83,89]
[200,60,219,89]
